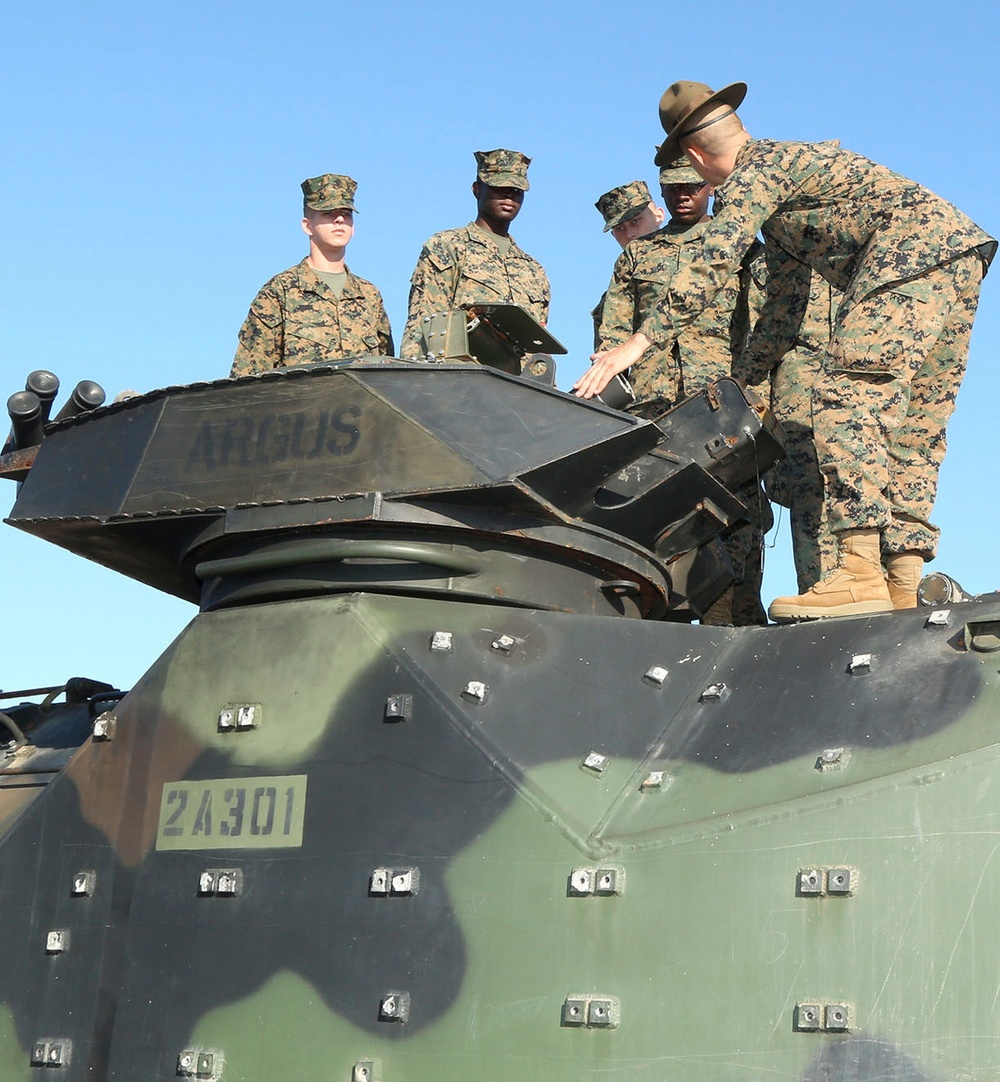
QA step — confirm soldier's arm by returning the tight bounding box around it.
[400,241,459,360]
[538,268,551,325]
[372,287,394,357]
[577,251,657,399]
[735,242,811,387]
[596,249,640,350]
[574,333,653,398]
[230,286,283,377]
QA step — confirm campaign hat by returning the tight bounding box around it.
[654,81,746,165]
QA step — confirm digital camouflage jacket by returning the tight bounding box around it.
[650,139,996,368]
[231,260,393,377]
[400,224,550,359]
[598,218,757,406]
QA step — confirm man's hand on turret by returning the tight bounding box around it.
[573,333,653,398]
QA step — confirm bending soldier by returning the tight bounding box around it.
[578,80,995,619]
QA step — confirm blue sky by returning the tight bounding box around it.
[3,0,999,691]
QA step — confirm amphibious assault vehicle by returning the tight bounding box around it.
[1,344,998,1082]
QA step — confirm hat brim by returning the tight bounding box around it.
[659,166,704,186]
[654,81,746,166]
[478,173,530,192]
[603,201,650,233]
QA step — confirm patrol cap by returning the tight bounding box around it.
[657,153,703,187]
[474,149,531,192]
[301,173,358,213]
[654,80,747,165]
[595,180,653,233]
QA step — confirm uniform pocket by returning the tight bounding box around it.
[826,287,939,378]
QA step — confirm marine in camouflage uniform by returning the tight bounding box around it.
[739,245,841,592]
[591,180,664,348]
[596,155,772,626]
[232,173,392,377]
[400,150,550,360]
[581,80,996,618]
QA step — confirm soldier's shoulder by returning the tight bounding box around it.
[508,236,547,271]
[250,260,309,296]
[347,270,387,299]
[421,226,471,253]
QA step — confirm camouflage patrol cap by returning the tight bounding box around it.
[595,180,653,233]
[301,173,358,213]
[657,153,703,187]
[474,149,531,192]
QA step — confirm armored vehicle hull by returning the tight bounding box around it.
[2,362,999,1081]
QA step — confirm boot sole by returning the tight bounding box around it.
[768,598,893,622]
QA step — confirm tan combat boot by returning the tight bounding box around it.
[884,551,924,610]
[768,529,892,621]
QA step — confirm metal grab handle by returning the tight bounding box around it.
[195,539,482,581]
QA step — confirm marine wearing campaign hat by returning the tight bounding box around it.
[474,149,531,191]
[300,173,359,213]
[654,80,747,165]
[595,181,654,233]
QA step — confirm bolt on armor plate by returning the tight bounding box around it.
[596,867,624,894]
[798,869,824,895]
[826,867,855,894]
[700,682,729,702]
[816,747,851,771]
[643,665,668,685]
[198,869,243,897]
[379,991,410,1023]
[825,1004,851,1030]
[32,1040,71,1068]
[462,680,488,704]
[562,997,587,1026]
[582,751,608,774]
[45,929,69,954]
[491,633,520,654]
[71,870,96,896]
[640,770,667,791]
[794,1004,822,1031]
[177,1048,221,1078]
[587,998,618,1027]
[847,653,873,675]
[429,631,453,651]
[218,703,260,732]
[384,693,412,722]
[569,867,596,895]
[92,713,116,741]
[562,995,620,1028]
[390,868,420,895]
